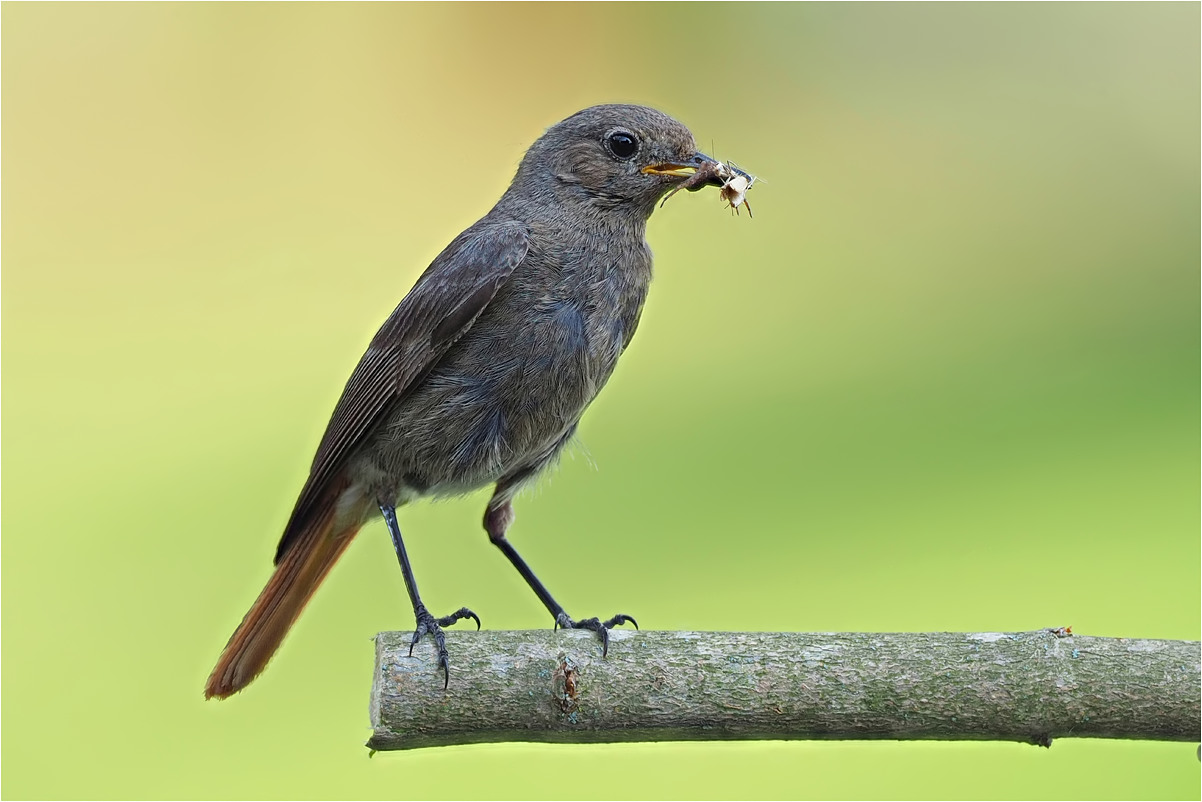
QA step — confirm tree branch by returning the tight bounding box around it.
[368,629,1200,751]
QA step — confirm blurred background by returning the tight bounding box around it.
[3,3,1198,799]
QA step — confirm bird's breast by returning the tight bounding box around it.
[375,246,650,495]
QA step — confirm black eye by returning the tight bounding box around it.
[606,130,639,160]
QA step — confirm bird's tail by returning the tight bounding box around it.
[205,480,363,700]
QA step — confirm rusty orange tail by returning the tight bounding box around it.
[205,484,363,700]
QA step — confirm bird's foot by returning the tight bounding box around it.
[554,612,638,657]
[407,605,481,689]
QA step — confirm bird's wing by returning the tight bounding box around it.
[274,220,530,562]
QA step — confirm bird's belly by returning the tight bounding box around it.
[371,300,626,496]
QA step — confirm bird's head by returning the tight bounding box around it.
[513,104,724,218]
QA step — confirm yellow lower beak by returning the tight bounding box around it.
[641,163,698,178]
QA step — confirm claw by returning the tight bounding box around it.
[406,604,479,688]
[407,620,428,657]
[438,652,451,691]
[603,613,638,630]
[436,606,481,630]
[554,611,638,658]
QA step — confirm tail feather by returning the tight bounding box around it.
[205,482,362,700]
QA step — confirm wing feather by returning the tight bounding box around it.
[274,220,530,562]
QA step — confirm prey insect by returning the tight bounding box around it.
[659,159,758,218]
[718,163,756,217]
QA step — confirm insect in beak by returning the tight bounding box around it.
[657,156,758,217]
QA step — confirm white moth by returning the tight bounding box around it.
[712,161,756,217]
[657,159,758,217]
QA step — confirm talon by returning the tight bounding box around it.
[604,613,638,630]
[554,611,638,658]
[407,623,427,657]
[435,606,481,630]
[405,605,477,688]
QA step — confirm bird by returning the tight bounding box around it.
[205,104,733,699]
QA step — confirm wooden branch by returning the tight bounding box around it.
[368,629,1200,751]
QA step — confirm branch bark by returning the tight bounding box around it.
[368,629,1200,751]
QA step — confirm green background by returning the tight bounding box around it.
[3,3,1198,799]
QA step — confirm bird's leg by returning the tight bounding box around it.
[379,503,479,689]
[484,490,637,658]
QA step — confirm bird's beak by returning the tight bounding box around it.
[641,152,723,182]
[641,163,698,178]
[651,152,756,211]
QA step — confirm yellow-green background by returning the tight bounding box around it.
[3,3,1198,799]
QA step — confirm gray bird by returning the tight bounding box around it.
[205,104,735,698]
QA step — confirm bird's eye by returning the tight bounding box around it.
[606,130,639,160]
